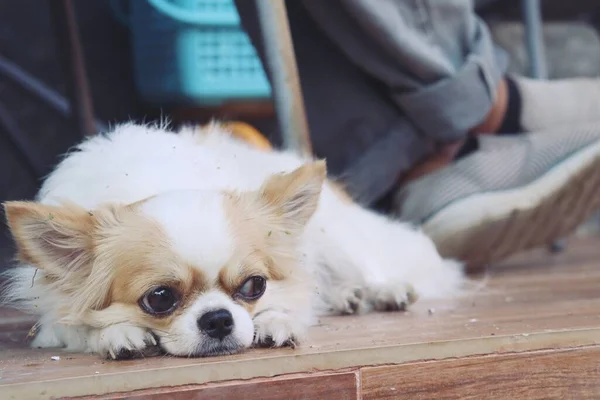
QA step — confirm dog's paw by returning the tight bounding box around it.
[370,283,419,312]
[252,309,303,348]
[90,324,160,360]
[30,324,64,348]
[329,286,365,315]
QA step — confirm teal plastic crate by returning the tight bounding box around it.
[128,0,272,105]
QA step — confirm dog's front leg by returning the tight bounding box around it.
[73,304,162,360]
[30,319,160,360]
[252,308,305,348]
[87,323,161,360]
[251,279,313,348]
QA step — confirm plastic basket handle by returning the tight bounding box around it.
[146,0,240,25]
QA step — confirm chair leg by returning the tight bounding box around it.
[48,0,97,137]
[255,0,312,157]
[522,0,548,79]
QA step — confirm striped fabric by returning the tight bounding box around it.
[395,123,600,224]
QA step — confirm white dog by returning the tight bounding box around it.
[2,123,463,359]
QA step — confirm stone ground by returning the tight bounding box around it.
[0,0,599,267]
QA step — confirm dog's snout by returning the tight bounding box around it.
[198,309,234,340]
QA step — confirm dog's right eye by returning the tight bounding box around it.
[236,276,267,300]
[140,286,180,316]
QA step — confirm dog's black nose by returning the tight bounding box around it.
[198,309,234,340]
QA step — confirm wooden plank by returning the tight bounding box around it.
[361,347,600,400]
[2,239,600,399]
[100,372,358,400]
[0,308,35,332]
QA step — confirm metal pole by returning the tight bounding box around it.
[49,0,98,137]
[0,54,106,133]
[255,0,312,156]
[522,0,548,79]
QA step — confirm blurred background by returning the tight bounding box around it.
[1,0,600,267]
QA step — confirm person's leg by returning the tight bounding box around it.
[299,0,507,146]
[395,122,600,269]
[235,0,436,204]
[235,0,511,202]
[295,1,600,270]
[237,0,600,268]
[300,1,600,177]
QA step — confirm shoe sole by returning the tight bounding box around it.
[422,138,600,270]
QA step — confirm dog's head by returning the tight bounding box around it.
[3,162,325,356]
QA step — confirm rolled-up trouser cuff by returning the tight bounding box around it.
[396,45,508,144]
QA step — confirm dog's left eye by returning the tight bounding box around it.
[140,286,180,315]
[236,276,267,300]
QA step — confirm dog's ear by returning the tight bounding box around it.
[3,201,96,277]
[259,161,326,228]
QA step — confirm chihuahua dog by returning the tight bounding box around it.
[2,123,464,359]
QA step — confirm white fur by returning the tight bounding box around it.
[89,324,157,359]
[4,123,464,358]
[140,191,235,277]
[161,291,254,357]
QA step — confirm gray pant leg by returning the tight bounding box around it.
[236,0,435,204]
[234,0,506,204]
[301,0,508,143]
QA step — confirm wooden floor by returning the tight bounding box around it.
[1,239,600,399]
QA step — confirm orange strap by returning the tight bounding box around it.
[221,121,273,151]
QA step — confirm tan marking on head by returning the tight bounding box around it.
[94,207,210,328]
[4,199,213,327]
[220,193,287,282]
[124,195,156,210]
[4,201,95,270]
[4,201,106,312]
[216,249,274,293]
[75,202,214,332]
[216,162,326,313]
[218,194,279,315]
[259,161,326,226]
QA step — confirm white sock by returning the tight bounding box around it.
[516,76,600,132]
